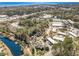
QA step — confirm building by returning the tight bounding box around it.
[52,22,64,28]
[57,31,66,36]
[0,15,9,20]
[41,14,52,18]
[50,21,65,32]
[10,15,21,20]
[68,27,79,38]
[53,35,65,41]
[47,37,57,44]
[49,19,73,32]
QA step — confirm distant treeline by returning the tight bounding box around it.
[0,6,53,16]
[0,5,79,22]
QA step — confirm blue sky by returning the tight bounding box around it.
[0,2,58,5]
[0,2,51,7]
[0,2,78,7]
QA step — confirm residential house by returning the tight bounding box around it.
[53,35,65,41]
[50,21,65,32]
[0,15,9,20]
[47,37,57,44]
[68,27,79,38]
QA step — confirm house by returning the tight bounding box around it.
[53,31,66,41]
[51,22,64,28]
[57,31,66,36]
[50,21,65,32]
[41,14,52,18]
[68,27,79,38]
[49,19,73,32]
[0,15,9,20]
[60,7,72,11]
[10,15,21,20]
[53,35,65,41]
[68,20,74,24]
[47,37,57,44]
[52,19,62,22]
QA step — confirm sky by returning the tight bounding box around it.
[0,2,79,7]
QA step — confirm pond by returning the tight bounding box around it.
[0,36,23,56]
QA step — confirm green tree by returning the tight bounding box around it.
[63,36,73,56]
